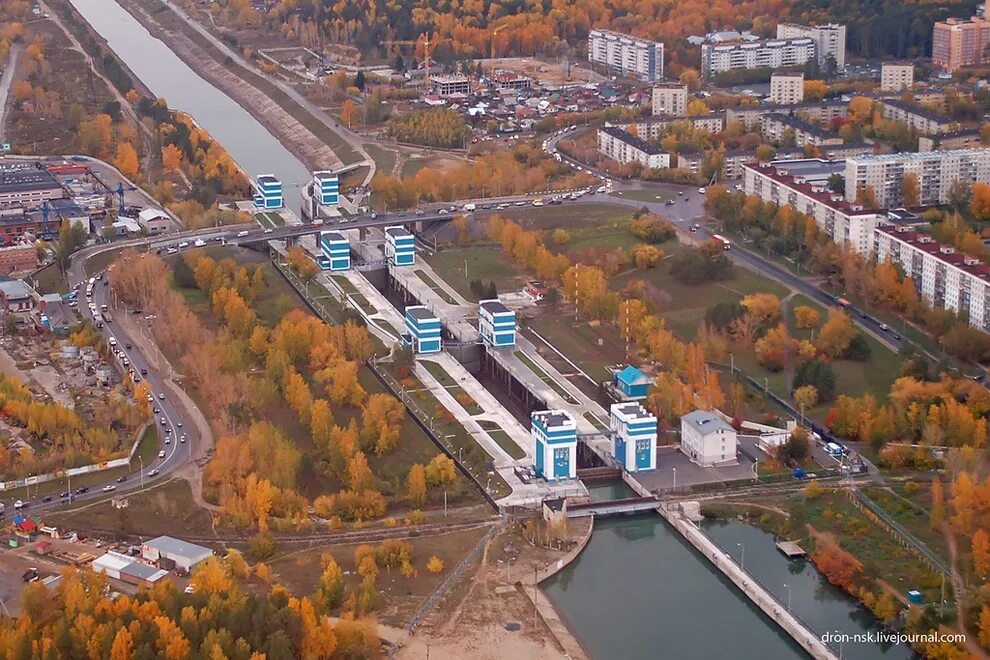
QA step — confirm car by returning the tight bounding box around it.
[140,368,148,375]
[100,304,108,311]
[122,358,130,367]
[164,437,171,445]
[893,333,902,340]
[664,199,675,206]
[158,450,166,459]
[698,187,707,194]
[690,224,699,232]
[76,487,89,494]
[176,421,182,428]
[438,209,448,215]
[879,323,890,331]
[160,417,167,425]
[177,241,190,249]
[194,239,206,247]
[514,201,525,206]
[42,495,52,503]
[264,228,274,234]
[153,406,160,414]
[237,230,249,237]
[117,475,127,483]
[166,247,178,255]
[180,434,187,443]
[148,469,160,477]
[132,374,141,383]
[59,492,69,499]
[125,343,131,350]
[102,485,116,492]
[164,427,172,435]
[158,393,165,400]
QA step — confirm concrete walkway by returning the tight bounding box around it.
[0,45,21,143]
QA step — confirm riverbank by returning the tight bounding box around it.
[112,0,344,176]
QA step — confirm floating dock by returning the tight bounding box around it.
[776,541,807,558]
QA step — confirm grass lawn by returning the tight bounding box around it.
[84,249,125,278]
[525,314,624,382]
[328,274,376,313]
[514,350,577,404]
[365,144,398,175]
[476,420,526,460]
[414,269,458,304]
[609,189,672,204]
[427,248,526,302]
[861,485,949,561]
[420,360,483,415]
[33,262,68,294]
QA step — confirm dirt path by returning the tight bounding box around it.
[0,44,21,142]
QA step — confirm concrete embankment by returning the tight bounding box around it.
[115,0,343,173]
[532,517,595,660]
[660,504,837,660]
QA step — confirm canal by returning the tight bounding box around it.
[68,0,311,189]
[545,515,914,660]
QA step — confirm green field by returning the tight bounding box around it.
[428,248,525,302]
[255,212,285,228]
[421,360,483,415]
[364,144,398,175]
[609,189,673,204]
[414,269,458,304]
[33,262,69,294]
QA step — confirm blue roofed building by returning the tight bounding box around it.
[479,299,516,347]
[313,171,339,206]
[612,365,650,400]
[319,231,350,271]
[532,410,577,481]
[402,305,442,353]
[610,402,657,472]
[252,174,283,210]
[385,226,415,266]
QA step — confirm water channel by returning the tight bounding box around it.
[68,0,311,189]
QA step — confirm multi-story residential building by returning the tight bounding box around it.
[845,149,990,208]
[724,100,848,131]
[252,175,283,210]
[759,113,843,148]
[875,224,990,331]
[743,159,881,254]
[384,226,415,266]
[651,82,688,116]
[616,112,726,141]
[319,231,350,271]
[680,410,737,467]
[769,72,805,105]
[587,29,664,82]
[879,99,956,135]
[431,74,470,97]
[919,129,983,152]
[701,38,816,80]
[776,23,847,69]
[597,127,670,169]
[610,402,657,473]
[933,1,990,72]
[880,63,914,92]
[478,298,516,347]
[532,410,577,481]
[312,171,339,206]
[403,306,442,354]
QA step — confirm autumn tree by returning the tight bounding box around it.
[856,185,879,210]
[816,308,857,358]
[161,143,184,173]
[972,182,990,222]
[315,554,345,612]
[793,385,819,412]
[407,463,427,507]
[803,79,828,102]
[341,99,356,128]
[812,540,862,594]
[427,556,444,573]
[794,305,821,330]
[974,529,990,577]
[900,172,920,207]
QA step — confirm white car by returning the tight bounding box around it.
[237,230,249,237]
[158,393,165,400]
[158,450,166,459]
[102,485,116,492]
[264,228,274,234]
[193,239,206,247]
[698,187,707,195]
[177,241,189,249]
[148,469,160,477]
[164,437,171,445]
[180,434,187,443]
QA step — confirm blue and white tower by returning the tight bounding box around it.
[313,171,339,206]
[403,305,442,354]
[320,231,350,271]
[252,174,283,210]
[532,410,577,481]
[385,226,415,266]
[479,299,516,347]
[610,402,657,472]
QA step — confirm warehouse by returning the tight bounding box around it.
[92,551,134,580]
[0,166,64,206]
[141,536,213,570]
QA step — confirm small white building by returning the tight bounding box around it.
[137,208,169,234]
[680,410,738,467]
[141,535,213,570]
[92,551,134,580]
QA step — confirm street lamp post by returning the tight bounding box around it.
[672,466,676,492]
[783,583,792,611]
[736,542,745,569]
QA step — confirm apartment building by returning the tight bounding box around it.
[724,100,848,131]
[845,149,990,208]
[701,38,816,80]
[932,1,990,72]
[759,113,843,148]
[651,83,688,116]
[617,112,726,141]
[588,29,664,82]
[431,75,471,97]
[776,23,847,69]
[875,224,990,332]
[597,126,670,169]
[918,129,982,152]
[880,99,956,135]
[769,72,805,105]
[743,159,881,254]
[880,63,914,92]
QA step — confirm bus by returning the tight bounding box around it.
[710,234,731,250]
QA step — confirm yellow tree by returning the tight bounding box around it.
[310,399,334,447]
[161,144,184,173]
[974,528,990,577]
[110,627,134,660]
[794,306,821,330]
[348,451,373,492]
[114,143,140,182]
[407,464,427,507]
[341,99,356,128]
[816,308,857,358]
[901,172,920,208]
[793,385,819,411]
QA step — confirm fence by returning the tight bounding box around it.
[406,523,499,633]
[849,489,952,576]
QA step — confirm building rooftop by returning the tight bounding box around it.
[406,305,438,321]
[704,37,814,50]
[747,159,879,216]
[256,174,279,185]
[599,126,662,155]
[615,365,650,386]
[533,409,576,430]
[321,231,346,242]
[49,198,86,217]
[880,98,953,125]
[314,171,338,181]
[0,167,61,195]
[93,551,133,573]
[432,74,470,83]
[589,28,661,47]
[479,299,511,315]
[144,535,212,560]
[877,224,990,283]
[762,113,834,140]
[681,410,735,435]
[653,82,687,90]
[0,280,34,299]
[119,562,169,582]
[385,226,412,238]
[848,148,989,163]
[612,401,655,421]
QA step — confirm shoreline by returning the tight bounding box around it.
[532,517,595,660]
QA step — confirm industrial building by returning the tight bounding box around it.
[0,279,37,313]
[651,83,688,116]
[531,410,577,481]
[587,29,664,82]
[141,535,213,570]
[701,38,817,80]
[478,298,516,347]
[385,226,415,267]
[776,23,847,69]
[312,171,339,206]
[769,72,804,105]
[610,402,657,473]
[680,410,738,468]
[93,551,170,586]
[138,208,169,234]
[319,231,350,271]
[845,149,990,208]
[0,166,64,206]
[403,305,442,354]
[252,174,283,210]
[597,126,669,170]
[0,243,38,274]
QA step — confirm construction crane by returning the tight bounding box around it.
[490,26,506,78]
[113,182,138,215]
[382,33,433,86]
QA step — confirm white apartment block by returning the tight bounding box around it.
[652,83,688,116]
[701,38,817,80]
[845,149,990,208]
[880,99,956,135]
[588,29,664,82]
[875,225,990,332]
[743,159,880,255]
[776,23,847,69]
[880,63,914,92]
[597,127,670,169]
[769,72,805,104]
[618,113,726,141]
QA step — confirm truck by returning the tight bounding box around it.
[462,203,476,212]
[102,311,112,323]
